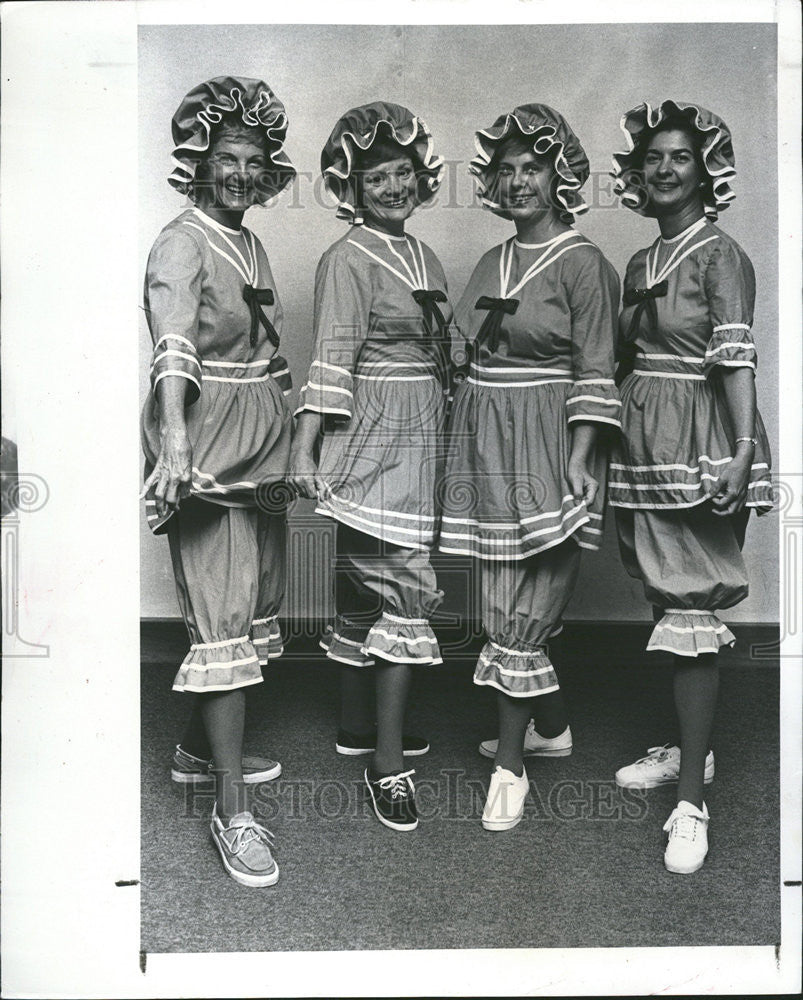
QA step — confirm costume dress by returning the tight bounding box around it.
[296,224,453,666]
[141,207,292,691]
[611,217,773,654]
[441,231,621,696]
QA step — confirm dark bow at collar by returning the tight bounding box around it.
[615,279,668,385]
[242,285,280,350]
[473,296,520,354]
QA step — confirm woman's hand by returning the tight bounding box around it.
[567,454,599,507]
[711,445,753,516]
[288,449,329,502]
[142,427,193,518]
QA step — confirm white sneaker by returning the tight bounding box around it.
[615,745,715,789]
[479,721,572,760]
[663,800,710,874]
[481,765,530,831]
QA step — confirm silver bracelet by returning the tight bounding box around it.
[735,436,757,446]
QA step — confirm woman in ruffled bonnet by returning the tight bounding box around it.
[289,102,454,833]
[141,77,295,887]
[440,104,621,832]
[608,100,773,874]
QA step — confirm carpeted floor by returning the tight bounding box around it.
[140,621,780,953]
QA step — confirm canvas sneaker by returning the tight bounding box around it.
[615,745,715,789]
[364,767,419,831]
[336,729,429,757]
[663,800,710,874]
[481,765,530,831]
[209,805,279,887]
[171,745,282,787]
[479,721,572,759]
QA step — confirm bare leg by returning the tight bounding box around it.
[674,653,718,808]
[200,688,246,821]
[495,693,533,775]
[373,659,411,774]
[339,664,375,734]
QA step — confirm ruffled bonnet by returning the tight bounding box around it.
[321,101,444,224]
[470,104,590,223]
[611,100,735,219]
[168,76,295,203]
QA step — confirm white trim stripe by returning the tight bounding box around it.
[203,359,272,369]
[153,370,201,390]
[705,341,756,356]
[566,395,622,407]
[489,640,546,658]
[202,373,271,383]
[468,377,574,388]
[311,360,350,377]
[712,323,750,332]
[637,353,704,364]
[632,370,706,381]
[473,677,560,698]
[306,380,353,397]
[152,349,202,370]
[323,493,436,523]
[190,635,249,650]
[182,655,259,670]
[369,629,433,645]
[153,334,198,353]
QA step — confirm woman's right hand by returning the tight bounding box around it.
[288,449,330,501]
[142,427,193,518]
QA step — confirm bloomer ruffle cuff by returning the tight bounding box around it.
[294,359,353,421]
[268,355,293,397]
[565,379,622,428]
[172,635,263,693]
[251,615,283,665]
[320,619,375,668]
[473,640,560,698]
[150,334,202,404]
[362,612,442,665]
[702,325,757,376]
[647,609,736,657]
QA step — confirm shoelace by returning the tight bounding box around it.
[223,815,276,857]
[377,770,415,800]
[663,809,703,840]
[635,745,672,766]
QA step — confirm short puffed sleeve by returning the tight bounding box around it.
[295,245,372,422]
[144,226,204,404]
[702,240,757,376]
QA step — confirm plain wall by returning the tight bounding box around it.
[139,22,779,622]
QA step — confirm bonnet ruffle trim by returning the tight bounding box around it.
[611,99,735,220]
[168,76,296,203]
[470,103,590,223]
[321,101,444,224]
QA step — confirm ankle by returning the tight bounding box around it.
[495,756,524,777]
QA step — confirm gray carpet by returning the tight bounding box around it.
[140,622,780,953]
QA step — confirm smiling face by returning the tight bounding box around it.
[642,127,705,217]
[195,132,270,219]
[493,146,558,224]
[359,154,418,235]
